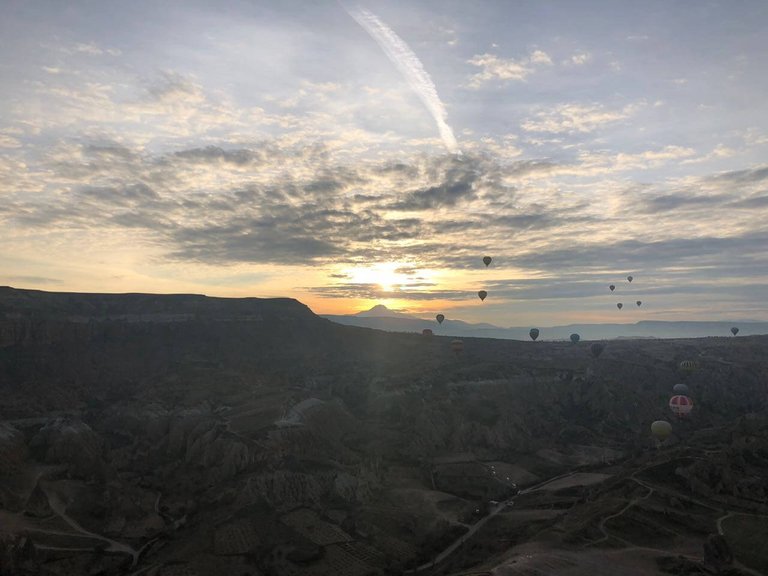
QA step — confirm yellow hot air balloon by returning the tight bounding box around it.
[651,420,672,440]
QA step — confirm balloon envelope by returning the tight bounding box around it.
[627,275,633,283]
[679,360,697,373]
[651,420,672,439]
[731,327,739,336]
[590,342,605,358]
[673,383,689,395]
[529,328,539,341]
[436,314,445,324]
[570,333,580,343]
[422,329,433,336]
[609,285,615,291]
[617,303,623,309]
[636,301,642,307]
[451,339,464,355]
[669,395,694,417]
[478,290,487,301]
[483,256,492,267]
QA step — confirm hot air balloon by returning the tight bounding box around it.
[529,328,539,341]
[679,360,697,373]
[730,327,739,336]
[591,342,605,358]
[609,285,615,292]
[478,290,487,301]
[436,314,445,324]
[636,301,642,307]
[673,383,689,395]
[483,256,492,267]
[627,276,633,283]
[570,333,580,344]
[422,329,433,337]
[617,303,623,310]
[651,420,672,440]
[669,395,694,418]
[451,339,464,355]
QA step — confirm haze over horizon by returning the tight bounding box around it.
[2,0,768,325]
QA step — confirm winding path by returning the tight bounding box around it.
[40,483,139,565]
[404,472,580,573]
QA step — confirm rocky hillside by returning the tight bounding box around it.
[0,288,767,576]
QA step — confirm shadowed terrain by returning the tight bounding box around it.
[1,287,767,576]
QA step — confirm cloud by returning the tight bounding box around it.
[0,134,22,148]
[466,49,552,88]
[564,52,592,66]
[347,6,459,153]
[306,283,470,301]
[521,103,638,134]
[3,276,62,285]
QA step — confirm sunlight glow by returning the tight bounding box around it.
[346,262,408,292]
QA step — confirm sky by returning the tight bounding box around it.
[1,0,767,325]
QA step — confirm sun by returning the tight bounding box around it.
[347,262,404,292]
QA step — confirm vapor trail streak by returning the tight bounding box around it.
[348,6,460,154]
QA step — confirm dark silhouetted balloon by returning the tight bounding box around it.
[451,339,464,355]
[570,333,580,343]
[422,328,433,336]
[483,256,492,267]
[590,342,605,358]
[617,303,623,310]
[478,290,487,301]
[651,420,672,440]
[669,395,693,418]
[609,285,615,292]
[627,275,633,283]
[730,326,739,336]
[636,301,642,307]
[529,328,539,341]
[673,383,689,395]
[436,314,445,324]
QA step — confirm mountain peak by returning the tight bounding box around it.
[355,304,412,318]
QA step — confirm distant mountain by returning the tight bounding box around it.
[354,304,414,318]
[322,311,768,340]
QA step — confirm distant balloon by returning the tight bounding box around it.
[669,395,694,418]
[673,383,689,395]
[529,328,539,341]
[570,333,580,344]
[451,339,464,355]
[636,301,642,307]
[651,420,672,440]
[483,256,492,267]
[627,276,633,283]
[617,303,623,310]
[730,327,739,336]
[478,290,487,301]
[422,328,433,336]
[609,285,615,292]
[590,342,605,358]
[679,360,698,373]
[436,314,445,324]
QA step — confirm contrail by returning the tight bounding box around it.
[347,6,460,154]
